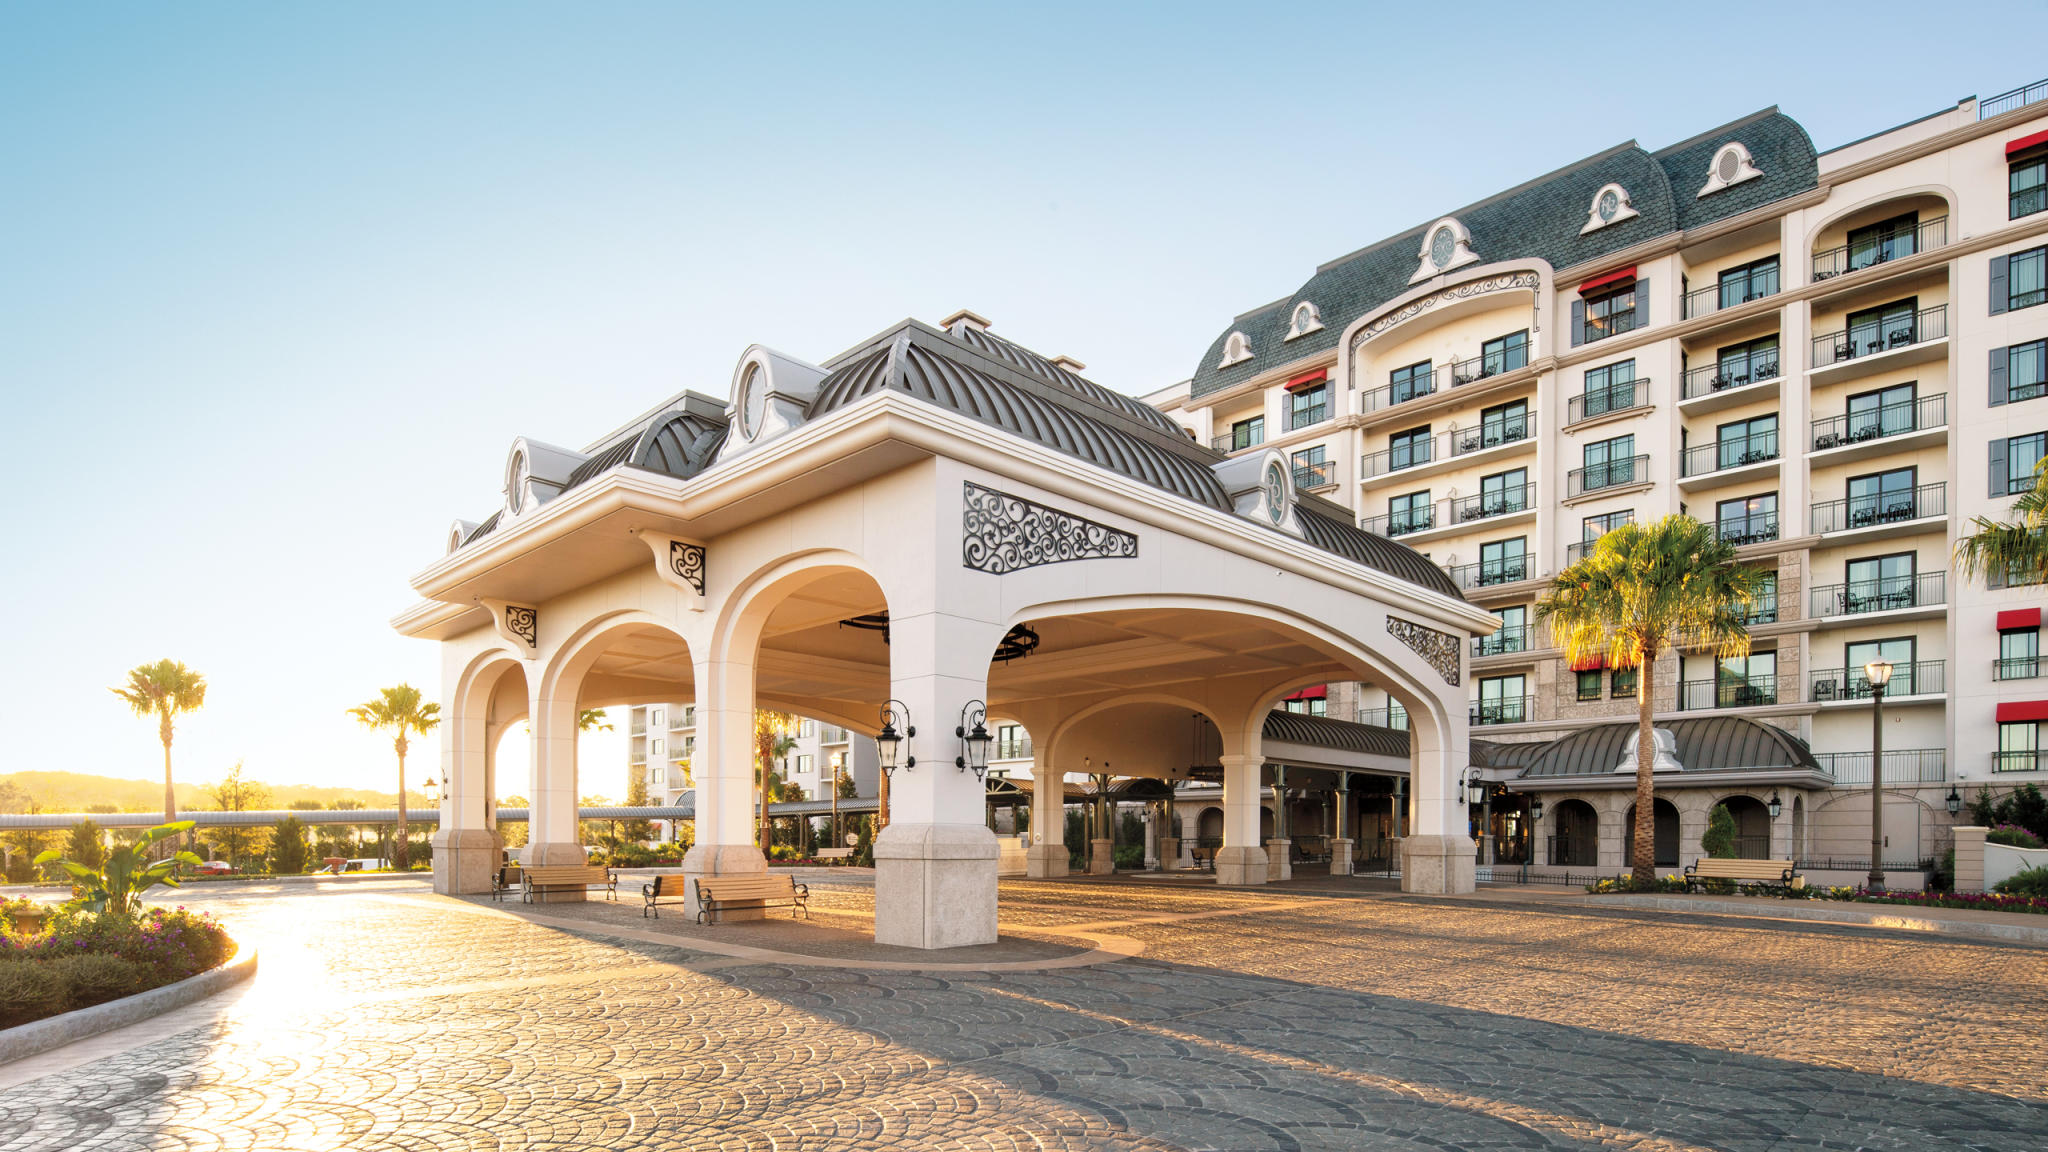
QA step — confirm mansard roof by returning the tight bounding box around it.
[1514,715,1822,780]
[1188,109,1820,399]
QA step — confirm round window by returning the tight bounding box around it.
[1717,148,1740,183]
[740,363,767,439]
[1430,227,1455,268]
[506,450,527,513]
[1597,189,1619,222]
[1263,461,1288,524]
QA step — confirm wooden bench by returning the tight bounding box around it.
[814,848,855,863]
[491,863,522,902]
[641,874,690,919]
[694,874,809,925]
[1684,857,1803,892]
[521,864,616,903]
[1187,846,1215,872]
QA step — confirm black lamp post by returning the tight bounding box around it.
[877,699,915,778]
[1767,792,1782,820]
[1864,658,1894,892]
[1528,794,1545,822]
[955,700,993,780]
[1945,785,1963,816]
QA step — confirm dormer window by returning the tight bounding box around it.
[1287,302,1323,340]
[1697,142,1762,198]
[1410,217,1479,284]
[1580,183,1640,234]
[1220,330,1253,367]
[505,449,528,514]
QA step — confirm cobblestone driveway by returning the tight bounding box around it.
[1,877,2043,1151]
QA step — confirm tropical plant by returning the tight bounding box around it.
[35,822,200,917]
[347,684,440,870]
[1700,804,1737,859]
[754,710,797,851]
[64,820,106,871]
[1957,457,2048,588]
[110,660,207,824]
[1535,515,1769,886]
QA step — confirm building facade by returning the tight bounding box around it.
[622,702,881,837]
[1153,81,2048,877]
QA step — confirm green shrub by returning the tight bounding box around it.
[45,953,149,1007]
[0,959,70,1028]
[611,843,656,868]
[1700,805,1737,859]
[1113,844,1144,870]
[1987,825,2046,850]
[270,816,312,875]
[1994,865,2048,897]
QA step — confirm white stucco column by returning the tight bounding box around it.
[1330,773,1354,876]
[871,609,1001,948]
[1216,753,1269,885]
[682,648,769,920]
[524,675,585,879]
[1178,809,1198,867]
[1025,762,1070,877]
[1143,807,1157,870]
[430,659,506,895]
[1400,701,1475,894]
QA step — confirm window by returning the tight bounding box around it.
[1481,606,1526,657]
[649,708,664,728]
[1582,360,1638,417]
[1843,298,1918,357]
[1582,434,1638,491]
[649,737,664,757]
[1846,637,1917,695]
[1716,652,1775,706]
[681,705,696,726]
[2010,246,2047,311]
[796,754,814,776]
[1479,537,1528,585]
[1481,330,1529,376]
[1388,490,1432,536]
[1479,468,1530,515]
[2000,722,2043,772]
[800,719,816,738]
[680,735,696,759]
[1847,381,1918,439]
[1847,466,1917,524]
[1389,426,1431,470]
[1715,415,1778,469]
[1478,676,1528,723]
[2016,153,2048,219]
[1846,212,1918,271]
[1283,697,1328,717]
[2003,432,2047,495]
[1716,493,1777,545]
[1846,552,1916,612]
[1287,383,1328,430]
[1715,336,1779,387]
[1291,445,1331,488]
[1583,509,1633,543]
[1288,301,1322,338]
[1746,571,1779,624]
[1717,257,1780,309]
[1390,360,1434,405]
[1478,400,1529,449]
[1581,282,1640,343]
[2002,340,2047,405]
[1229,415,1264,450]
[1576,670,1603,701]
[1999,629,2041,681]
[1610,667,1638,699]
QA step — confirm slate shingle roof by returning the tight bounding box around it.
[1515,716,1821,780]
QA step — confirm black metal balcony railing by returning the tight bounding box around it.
[1681,268,1782,320]
[1811,216,1948,282]
[1994,750,2048,773]
[2015,184,2047,221]
[1715,513,1779,547]
[1472,696,1535,725]
[1678,676,1779,710]
[1452,484,1534,524]
[1808,660,1945,702]
[1359,507,1436,539]
[1810,481,1946,534]
[1982,77,2048,119]
[1355,705,1410,731]
[1567,454,1649,498]
[1810,304,1948,368]
[1995,657,2044,681]
[1580,307,1640,346]
[1567,380,1650,425]
[1284,403,1329,432]
[1210,428,1264,453]
[1451,417,1534,457]
[993,736,1034,760]
[1447,346,1530,387]
[1474,625,1529,658]
[1359,438,1435,478]
[1362,420,1537,479]
[1682,431,1779,478]
[1446,559,1531,590]
[1815,749,1947,784]
[1810,393,1947,452]
[1808,571,1945,618]
[1742,591,1779,625]
[1292,460,1336,489]
[1681,355,1783,400]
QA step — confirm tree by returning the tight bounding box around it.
[1701,804,1737,860]
[65,819,107,871]
[199,762,272,867]
[271,815,312,875]
[1535,515,1768,886]
[1957,457,2048,588]
[754,710,798,851]
[111,659,207,824]
[579,709,612,733]
[348,684,440,870]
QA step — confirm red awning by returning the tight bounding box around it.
[1285,369,1327,390]
[1999,608,2043,630]
[1282,684,1328,701]
[1997,700,2048,723]
[1577,266,1637,295]
[1569,654,1606,672]
[2007,128,2048,156]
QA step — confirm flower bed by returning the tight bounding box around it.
[0,905,236,1030]
[1809,886,2048,916]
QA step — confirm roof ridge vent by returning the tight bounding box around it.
[1049,354,1087,373]
[941,308,992,334]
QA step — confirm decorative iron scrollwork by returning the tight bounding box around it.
[669,541,706,595]
[1353,272,1542,348]
[1388,617,1459,686]
[962,482,1137,574]
[505,606,538,649]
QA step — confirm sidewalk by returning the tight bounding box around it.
[1452,885,2048,946]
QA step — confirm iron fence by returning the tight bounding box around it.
[1677,677,1778,711]
[1995,657,2043,681]
[1567,454,1649,498]
[1810,303,1947,367]
[1809,660,1945,702]
[1715,514,1779,547]
[1681,431,1778,478]
[1811,217,1947,282]
[1810,482,1946,534]
[1681,353,1782,399]
[1981,77,2048,119]
[1567,379,1650,425]
[1814,749,1946,785]
[1811,393,1946,451]
[1808,571,1945,618]
[1450,484,1533,524]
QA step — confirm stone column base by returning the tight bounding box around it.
[1214,844,1269,886]
[521,841,591,900]
[430,828,500,895]
[874,823,999,949]
[1158,836,1180,870]
[997,836,1029,877]
[681,842,770,921]
[1025,842,1070,878]
[1089,838,1115,875]
[1329,840,1354,876]
[1265,839,1292,881]
[1399,834,1476,894]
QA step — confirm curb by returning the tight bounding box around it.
[1571,894,2048,945]
[0,944,259,1065]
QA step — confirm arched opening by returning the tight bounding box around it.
[1197,806,1223,849]
[1719,794,1772,859]
[1791,794,1807,861]
[1624,798,1682,868]
[1550,799,1598,867]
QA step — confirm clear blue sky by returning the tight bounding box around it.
[2,2,2040,799]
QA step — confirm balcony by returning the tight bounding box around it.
[1811,216,1947,283]
[1211,428,1264,453]
[1566,380,1650,427]
[1450,484,1534,526]
[1742,591,1779,626]
[992,735,1034,761]
[1292,460,1336,489]
[1447,559,1531,591]
[1808,572,1945,619]
[1809,482,1946,537]
[1359,439,1436,480]
[816,725,852,744]
[1283,403,1329,433]
[1471,696,1536,726]
[1808,304,1948,382]
[629,722,646,735]
[1982,77,2048,119]
[1714,513,1780,548]
[1360,419,1536,482]
[1809,393,1947,461]
[1679,359,1784,413]
[1809,660,1945,703]
[1355,704,1409,731]
[1359,507,1436,539]
[1995,657,2043,681]
[1567,455,1650,500]
[1994,750,2048,774]
[1579,308,1641,347]
[1815,749,1947,785]
[1359,350,1535,417]
[1680,431,1779,486]
[1474,624,1529,658]
[1677,676,1779,711]
[1681,268,1781,320]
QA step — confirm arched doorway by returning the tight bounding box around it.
[1791,795,1806,860]
[1197,806,1223,851]
[1550,799,1597,867]
[1719,794,1772,859]
[1624,798,1681,868]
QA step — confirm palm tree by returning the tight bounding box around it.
[348,685,440,870]
[111,660,207,824]
[753,710,797,851]
[1957,457,2048,588]
[1534,515,1768,886]
[578,709,612,733]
